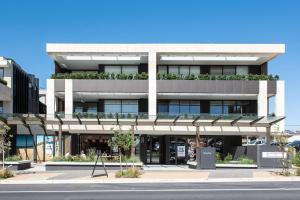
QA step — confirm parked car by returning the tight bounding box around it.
[247,139,266,146]
[286,140,300,151]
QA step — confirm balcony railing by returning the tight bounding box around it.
[51,72,148,80]
[50,72,279,81]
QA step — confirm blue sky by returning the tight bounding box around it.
[0,0,299,129]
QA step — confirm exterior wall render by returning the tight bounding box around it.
[275,80,285,132]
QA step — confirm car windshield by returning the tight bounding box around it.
[288,140,300,146]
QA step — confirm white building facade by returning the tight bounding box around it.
[45,44,285,164]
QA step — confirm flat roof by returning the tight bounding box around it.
[47,43,285,67]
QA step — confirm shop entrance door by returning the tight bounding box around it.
[146,136,162,164]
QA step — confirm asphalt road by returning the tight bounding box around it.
[0,181,300,200]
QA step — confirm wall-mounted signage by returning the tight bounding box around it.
[177,145,185,157]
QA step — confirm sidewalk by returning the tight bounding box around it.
[1,165,300,184]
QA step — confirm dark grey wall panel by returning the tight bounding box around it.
[72,80,148,93]
[267,81,277,95]
[54,79,65,92]
[157,80,259,94]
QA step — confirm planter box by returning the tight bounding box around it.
[188,161,257,169]
[1,160,31,170]
[45,161,143,171]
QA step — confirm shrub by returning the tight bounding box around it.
[292,152,300,167]
[0,168,14,179]
[215,152,223,163]
[115,167,141,178]
[224,153,233,162]
[237,155,255,164]
[5,155,22,162]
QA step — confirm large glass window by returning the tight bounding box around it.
[104,100,122,113]
[179,101,189,114]
[122,66,138,74]
[190,101,201,114]
[104,100,138,114]
[122,100,138,114]
[223,101,235,114]
[74,103,83,113]
[16,135,34,148]
[159,100,201,115]
[169,66,179,74]
[0,68,3,78]
[158,66,168,74]
[169,100,179,114]
[179,66,189,76]
[236,66,248,75]
[86,103,97,113]
[158,102,169,113]
[210,101,223,114]
[190,66,201,75]
[105,66,121,74]
[223,66,235,75]
[210,66,223,75]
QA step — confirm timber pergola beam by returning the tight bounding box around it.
[249,116,264,126]
[268,117,286,126]
[211,115,222,126]
[231,116,243,126]
[172,115,180,125]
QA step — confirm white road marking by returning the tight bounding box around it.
[0,188,300,193]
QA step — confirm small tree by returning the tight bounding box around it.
[108,129,133,173]
[275,133,291,176]
[0,122,11,169]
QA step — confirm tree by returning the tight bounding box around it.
[0,121,11,169]
[275,133,291,176]
[108,129,133,173]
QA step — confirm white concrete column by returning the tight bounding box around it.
[258,81,268,117]
[65,79,73,119]
[275,80,285,132]
[148,51,157,119]
[46,79,55,119]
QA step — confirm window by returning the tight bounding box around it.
[122,100,138,114]
[210,66,222,75]
[16,135,34,148]
[104,100,122,113]
[159,100,201,115]
[74,103,83,113]
[190,66,201,75]
[158,101,169,113]
[86,103,97,113]
[210,101,223,115]
[190,101,201,114]
[122,66,138,74]
[169,66,179,74]
[169,100,180,114]
[179,101,189,114]
[158,66,168,74]
[0,101,3,113]
[105,66,121,74]
[0,68,3,78]
[179,66,189,76]
[223,66,235,75]
[223,101,235,114]
[104,100,138,114]
[236,66,248,75]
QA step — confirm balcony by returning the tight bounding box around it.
[157,80,277,96]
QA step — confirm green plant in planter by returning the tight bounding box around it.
[224,153,233,163]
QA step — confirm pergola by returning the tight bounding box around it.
[0,113,285,162]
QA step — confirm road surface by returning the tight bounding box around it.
[0,181,299,200]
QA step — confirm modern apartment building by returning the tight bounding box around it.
[0,56,40,159]
[46,44,285,164]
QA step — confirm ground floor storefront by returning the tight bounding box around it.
[12,129,247,164]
